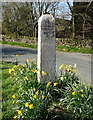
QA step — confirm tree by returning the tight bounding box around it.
[2,2,34,38]
[2,2,59,38]
[74,1,93,40]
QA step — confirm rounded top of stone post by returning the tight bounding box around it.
[38,14,55,23]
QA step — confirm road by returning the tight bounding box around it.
[1,44,92,85]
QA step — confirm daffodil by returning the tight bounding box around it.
[34,70,38,73]
[13,116,17,119]
[80,89,84,92]
[59,64,64,70]
[30,69,38,73]
[33,95,37,98]
[13,65,20,68]
[72,91,76,95]
[65,65,69,69]
[29,104,34,109]
[25,102,29,107]
[9,68,15,73]
[81,94,84,97]
[35,91,39,95]
[47,82,52,86]
[18,110,22,115]
[42,95,45,99]
[54,82,58,86]
[12,95,19,99]
[42,71,47,75]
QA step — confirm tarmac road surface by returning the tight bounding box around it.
[1,44,92,85]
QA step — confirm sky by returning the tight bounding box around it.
[56,1,73,20]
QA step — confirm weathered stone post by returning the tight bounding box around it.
[91,55,93,87]
[37,14,56,83]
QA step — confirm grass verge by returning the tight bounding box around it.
[0,41,93,54]
[1,41,37,49]
[56,45,93,54]
[1,61,93,120]
[1,61,19,119]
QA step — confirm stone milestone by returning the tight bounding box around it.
[37,14,56,82]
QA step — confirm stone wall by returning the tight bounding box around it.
[1,35,92,48]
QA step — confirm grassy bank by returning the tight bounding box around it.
[2,61,93,120]
[0,41,93,54]
[2,62,19,119]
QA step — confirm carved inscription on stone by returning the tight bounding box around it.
[41,18,55,37]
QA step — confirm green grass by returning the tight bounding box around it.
[1,61,93,120]
[56,45,93,54]
[1,61,19,119]
[1,41,37,49]
[1,41,93,54]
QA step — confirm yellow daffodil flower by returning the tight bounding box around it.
[18,110,22,115]
[80,89,84,92]
[72,91,76,95]
[9,68,15,74]
[35,91,39,95]
[47,82,52,86]
[25,102,29,107]
[41,71,47,75]
[33,95,37,98]
[13,116,17,119]
[81,94,84,97]
[65,65,69,69]
[54,82,58,86]
[34,70,38,73]
[12,95,19,99]
[42,95,45,99]
[30,69,38,73]
[13,65,20,68]
[29,104,34,109]
[59,64,64,70]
